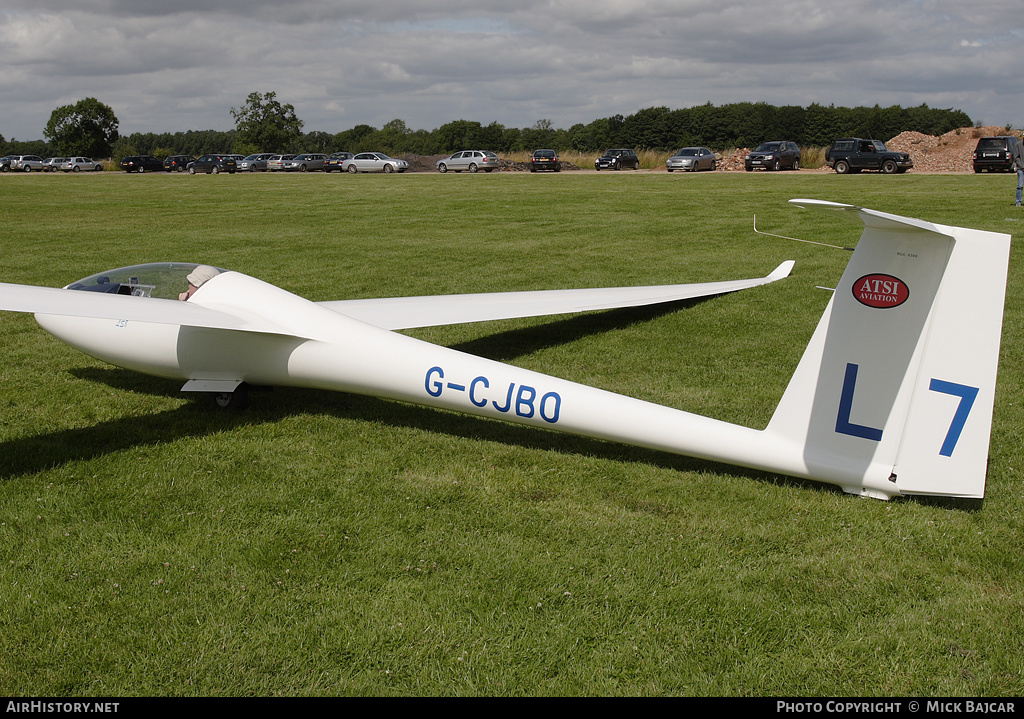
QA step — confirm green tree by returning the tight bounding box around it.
[335,124,375,152]
[302,131,334,152]
[43,98,119,157]
[435,120,483,152]
[230,92,304,153]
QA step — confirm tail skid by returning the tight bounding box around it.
[764,200,1010,499]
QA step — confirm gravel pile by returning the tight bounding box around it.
[885,127,1010,173]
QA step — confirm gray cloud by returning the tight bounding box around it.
[1,1,1021,142]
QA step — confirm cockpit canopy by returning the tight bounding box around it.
[65,263,224,300]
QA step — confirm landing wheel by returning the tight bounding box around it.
[210,385,249,410]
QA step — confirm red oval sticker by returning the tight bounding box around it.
[853,274,909,309]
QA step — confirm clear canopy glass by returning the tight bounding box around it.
[65,263,224,300]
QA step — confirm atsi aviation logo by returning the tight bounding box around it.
[853,274,909,309]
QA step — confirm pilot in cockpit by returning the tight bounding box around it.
[179,265,220,301]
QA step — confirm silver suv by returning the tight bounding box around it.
[9,155,46,172]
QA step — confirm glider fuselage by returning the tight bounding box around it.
[35,270,892,498]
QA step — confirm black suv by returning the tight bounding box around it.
[595,149,639,171]
[745,141,801,171]
[163,155,194,172]
[973,136,1021,173]
[187,154,238,174]
[825,138,913,174]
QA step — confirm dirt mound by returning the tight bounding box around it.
[400,154,446,172]
[717,150,749,171]
[885,126,1017,173]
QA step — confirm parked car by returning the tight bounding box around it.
[61,157,103,172]
[436,150,501,173]
[187,154,238,174]
[825,138,913,174]
[266,154,295,171]
[120,155,163,173]
[744,141,801,171]
[0,156,13,172]
[9,155,47,172]
[972,136,1021,173]
[324,152,354,172]
[163,155,194,172]
[283,153,328,172]
[595,149,639,171]
[43,157,69,172]
[666,147,716,172]
[529,149,560,172]
[341,152,409,173]
[235,153,273,172]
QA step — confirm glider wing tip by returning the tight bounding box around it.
[767,260,795,280]
[788,198,858,211]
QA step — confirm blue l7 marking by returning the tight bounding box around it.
[835,363,979,456]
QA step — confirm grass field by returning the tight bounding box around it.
[0,170,1022,696]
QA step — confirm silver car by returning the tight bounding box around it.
[436,150,500,173]
[9,155,47,172]
[666,147,716,172]
[342,152,409,174]
[61,157,103,172]
[266,154,295,171]
[238,153,274,172]
[283,153,328,172]
[43,157,69,172]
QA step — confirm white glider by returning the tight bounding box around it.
[0,200,1010,500]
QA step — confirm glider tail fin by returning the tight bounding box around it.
[764,200,1010,499]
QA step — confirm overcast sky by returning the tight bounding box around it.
[2,1,1022,142]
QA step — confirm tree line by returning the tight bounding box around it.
[3,96,975,161]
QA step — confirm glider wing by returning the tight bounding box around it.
[318,261,795,330]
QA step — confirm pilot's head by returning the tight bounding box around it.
[180,265,220,301]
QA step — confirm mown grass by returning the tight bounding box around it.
[0,170,1022,696]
